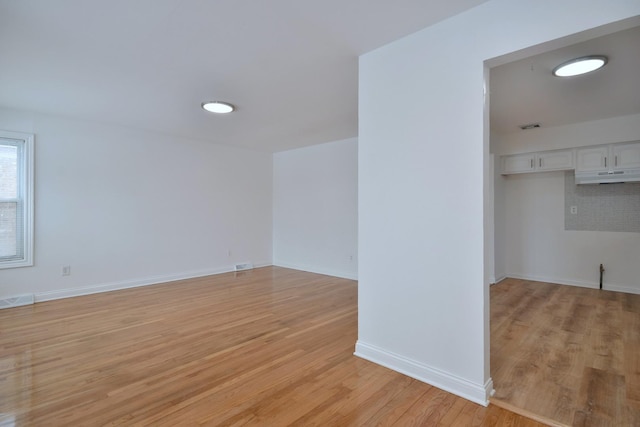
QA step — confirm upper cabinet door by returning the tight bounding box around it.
[501,141,640,176]
[576,146,609,172]
[502,153,535,174]
[537,149,574,171]
[612,142,640,170]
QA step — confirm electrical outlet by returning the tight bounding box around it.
[570,206,578,215]
[62,265,71,276]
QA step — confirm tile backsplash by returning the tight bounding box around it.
[565,171,640,233]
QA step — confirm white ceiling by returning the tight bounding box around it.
[0,0,489,152]
[490,24,640,135]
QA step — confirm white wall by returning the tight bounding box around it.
[494,114,640,294]
[493,152,508,283]
[357,0,640,406]
[0,108,272,301]
[273,138,358,280]
[501,171,640,293]
[496,112,640,155]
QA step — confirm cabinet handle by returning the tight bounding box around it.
[615,156,618,167]
[531,159,533,168]
[605,157,607,168]
[539,158,542,167]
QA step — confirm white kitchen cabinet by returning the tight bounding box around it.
[612,142,640,169]
[501,153,535,174]
[576,146,609,172]
[537,150,575,171]
[501,149,574,175]
[576,141,640,172]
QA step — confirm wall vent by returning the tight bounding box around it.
[234,262,254,271]
[0,294,35,310]
[519,123,541,130]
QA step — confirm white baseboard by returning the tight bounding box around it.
[354,341,492,406]
[273,261,357,281]
[506,273,598,290]
[492,275,507,285]
[602,283,640,295]
[34,261,272,303]
[504,273,640,295]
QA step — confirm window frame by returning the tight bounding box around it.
[0,130,34,269]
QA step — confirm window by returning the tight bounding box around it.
[0,131,34,269]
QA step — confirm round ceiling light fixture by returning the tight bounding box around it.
[202,101,235,114]
[552,55,608,77]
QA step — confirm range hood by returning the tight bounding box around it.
[575,168,640,185]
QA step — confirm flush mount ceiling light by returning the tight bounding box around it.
[202,101,235,114]
[552,55,608,77]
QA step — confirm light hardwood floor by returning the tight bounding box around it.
[491,278,640,427]
[0,267,542,426]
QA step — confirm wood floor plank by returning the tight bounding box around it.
[491,278,640,427]
[0,267,541,426]
[397,387,459,426]
[573,367,626,426]
[436,395,468,426]
[561,302,594,335]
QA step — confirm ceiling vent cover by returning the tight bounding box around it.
[519,123,541,130]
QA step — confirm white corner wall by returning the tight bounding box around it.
[495,114,640,294]
[357,0,640,406]
[273,138,358,280]
[0,108,273,302]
